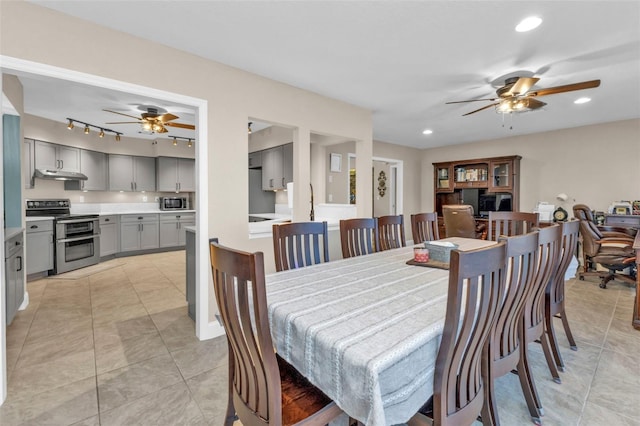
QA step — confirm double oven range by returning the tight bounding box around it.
[26,199,100,274]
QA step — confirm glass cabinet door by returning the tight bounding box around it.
[490,160,513,191]
[435,165,453,192]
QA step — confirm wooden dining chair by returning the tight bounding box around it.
[545,219,580,371]
[487,211,539,241]
[409,242,507,426]
[272,221,329,272]
[377,214,406,250]
[410,212,440,243]
[518,224,562,420]
[209,242,343,426]
[481,231,540,426]
[339,218,379,258]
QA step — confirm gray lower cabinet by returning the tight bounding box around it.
[119,214,159,252]
[159,213,195,247]
[26,220,54,275]
[99,215,119,256]
[5,231,25,325]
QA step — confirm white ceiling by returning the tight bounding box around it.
[17,1,640,148]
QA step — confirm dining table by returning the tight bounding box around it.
[265,237,496,426]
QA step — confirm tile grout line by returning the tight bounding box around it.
[87,266,103,426]
[574,285,619,426]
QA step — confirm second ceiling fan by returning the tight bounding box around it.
[104,106,195,133]
[448,77,601,116]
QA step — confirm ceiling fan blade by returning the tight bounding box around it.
[508,77,539,96]
[158,113,179,123]
[156,125,169,133]
[462,102,500,116]
[103,109,142,120]
[527,79,601,97]
[526,98,547,110]
[164,122,196,130]
[106,121,141,124]
[446,98,497,104]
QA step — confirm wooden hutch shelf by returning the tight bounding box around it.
[433,155,521,237]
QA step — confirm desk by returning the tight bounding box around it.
[265,238,495,425]
[633,232,640,330]
[605,214,640,228]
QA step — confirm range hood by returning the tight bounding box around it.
[34,169,88,181]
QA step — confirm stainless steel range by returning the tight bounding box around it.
[26,199,100,274]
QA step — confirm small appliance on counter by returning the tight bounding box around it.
[534,202,555,222]
[25,199,100,274]
[160,196,189,211]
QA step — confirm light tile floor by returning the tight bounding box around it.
[2,252,639,425]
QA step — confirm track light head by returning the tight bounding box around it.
[84,125,90,135]
[115,134,121,142]
[172,137,177,146]
[99,129,105,138]
[188,140,193,148]
[67,119,74,130]
[248,122,252,134]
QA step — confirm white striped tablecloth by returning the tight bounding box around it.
[266,246,450,426]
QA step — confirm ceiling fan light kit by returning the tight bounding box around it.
[448,77,601,118]
[103,106,196,135]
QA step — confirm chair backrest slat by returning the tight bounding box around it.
[488,211,539,241]
[210,242,282,425]
[273,221,329,272]
[548,220,579,305]
[411,212,440,243]
[433,242,507,424]
[377,214,406,250]
[339,218,379,258]
[524,225,561,334]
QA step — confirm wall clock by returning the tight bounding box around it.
[553,206,568,222]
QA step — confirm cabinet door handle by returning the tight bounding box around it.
[61,160,64,169]
[141,224,144,232]
[269,178,273,188]
[138,216,143,220]
[30,225,38,229]
[17,256,23,272]
[105,218,110,222]
[282,177,285,187]
[131,182,134,191]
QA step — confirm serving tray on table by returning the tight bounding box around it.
[406,259,449,270]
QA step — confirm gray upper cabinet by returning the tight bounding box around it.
[108,154,156,192]
[157,157,195,192]
[66,149,108,191]
[261,143,293,190]
[80,150,108,191]
[248,151,262,169]
[35,140,80,173]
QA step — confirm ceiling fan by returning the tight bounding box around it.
[103,106,195,133]
[447,77,601,116]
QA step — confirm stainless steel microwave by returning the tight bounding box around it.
[160,197,189,210]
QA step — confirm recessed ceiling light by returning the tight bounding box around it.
[574,97,591,104]
[516,16,542,32]
[422,129,433,135]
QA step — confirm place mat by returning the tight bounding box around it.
[406,259,450,270]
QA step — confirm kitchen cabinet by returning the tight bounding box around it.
[119,214,159,252]
[35,140,81,173]
[23,138,34,189]
[64,149,108,191]
[5,231,25,325]
[159,213,195,247]
[99,215,119,257]
[156,157,195,192]
[26,220,54,275]
[108,154,156,192]
[248,151,262,169]
[261,143,293,190]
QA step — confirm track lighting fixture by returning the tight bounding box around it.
[168,135,195,148]
[66,118,123,142]
[248,122,252,134]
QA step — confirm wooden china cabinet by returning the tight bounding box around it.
[433,155,521,237]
